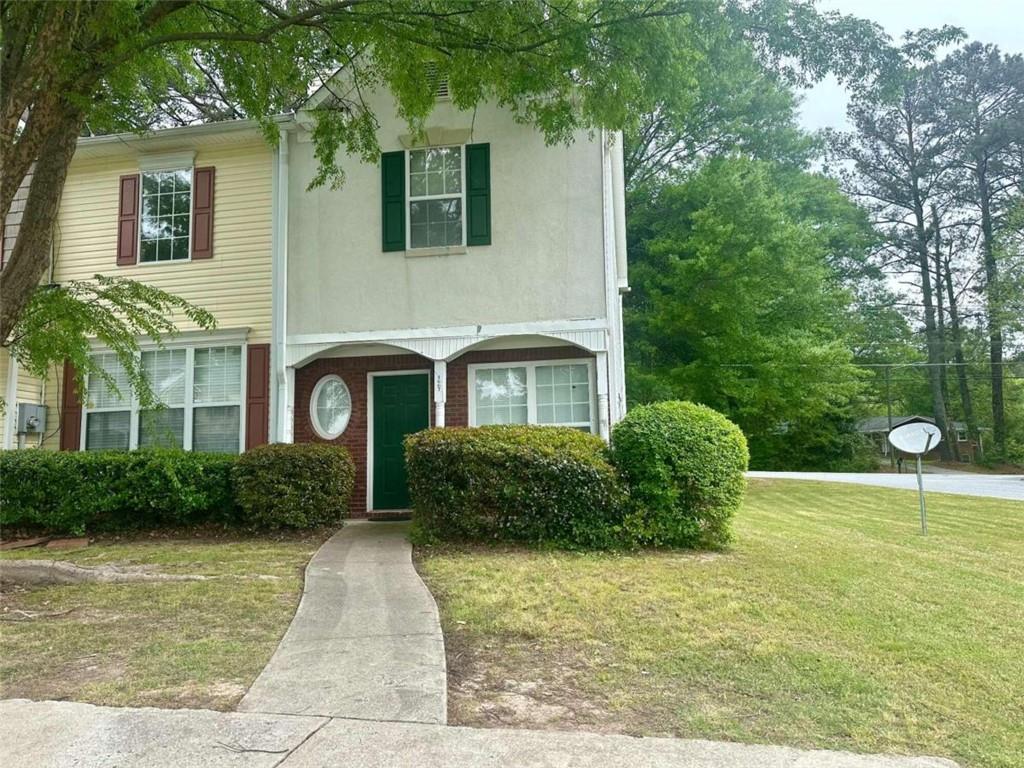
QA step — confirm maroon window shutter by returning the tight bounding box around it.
[117,174,139,266]
[245,344,270,450]
[59,362,82,451]
[191,166,215,260]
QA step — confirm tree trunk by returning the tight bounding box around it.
[943,249,980,460]
[931,206,957,461]
[0,106,84,345]
[976,162,1006,457]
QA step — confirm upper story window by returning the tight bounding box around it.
[140,169,192,262]
[408,147,463,249]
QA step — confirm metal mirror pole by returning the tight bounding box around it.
[916,434,934,536]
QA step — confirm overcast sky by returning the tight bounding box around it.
[798,0,1024,132]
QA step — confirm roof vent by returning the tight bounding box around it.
[425,63,450,100]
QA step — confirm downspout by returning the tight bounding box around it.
[599,130,618,439]
[610,131,629,420]
[271,125,291,442]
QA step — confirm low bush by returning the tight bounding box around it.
[0,449,236,535]
[232,443,355,529]
[405,425,625,548]
[611,401,748,549]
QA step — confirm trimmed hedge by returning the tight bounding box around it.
[611,401,748,548]
[405,425,624,548]
[232,443,355,529]
[0,449,236,535]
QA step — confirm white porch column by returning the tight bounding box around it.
[3,354,19,450]
[433,360,447,427]
[280,366,295,443]
[595,350,610,442]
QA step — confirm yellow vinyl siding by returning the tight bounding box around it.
[1,347,47,449]
[54,141,273,343]
[33,137,273,451]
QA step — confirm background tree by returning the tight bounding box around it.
[625,157,876,467]
[829,30,965,461]
[934,43,1024,457]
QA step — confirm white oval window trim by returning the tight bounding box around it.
[310,375,352,440]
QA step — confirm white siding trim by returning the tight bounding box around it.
[3,355,19,449]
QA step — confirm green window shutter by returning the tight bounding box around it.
[466,143,491,246]
[381,151,405,251]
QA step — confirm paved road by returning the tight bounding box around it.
[237,521,447,723]
[0,700,959,768]
[747,472,1024,502]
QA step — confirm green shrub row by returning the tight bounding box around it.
[406,401,749,550]
[405,425,625,548]
[0,444,354,535]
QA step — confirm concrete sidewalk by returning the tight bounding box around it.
[237,521,447,723]
[747,471,1024,501]
[0,700,959,768]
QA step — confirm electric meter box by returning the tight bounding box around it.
[16,403,47,434]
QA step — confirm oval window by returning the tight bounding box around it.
[310,375,352,439]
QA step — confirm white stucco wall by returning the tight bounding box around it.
[286,92,608,337]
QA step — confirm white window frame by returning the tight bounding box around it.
[467,358,597,434]
[405,145,466,250]
[81,341,247,452]
[310,374,352,440]
[137,166,194,266]
[956,428,968,442]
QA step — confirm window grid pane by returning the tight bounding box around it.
[138,408,185,449]
[140,169,191,263]
[193,346,242,404]
[535,364,591,426]
[142,349,186,406]
[88,353,130,409]
[193,406,240,453]
[86,411,130,450]
[474,367,528,425]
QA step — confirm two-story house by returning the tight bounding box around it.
[1,78,629,516]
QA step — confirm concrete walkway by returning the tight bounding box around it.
[0,700,959,768]
[748,471,1024,501]
[237,521,447,723]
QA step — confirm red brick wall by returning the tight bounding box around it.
[294,346,594,515]
[445,346,593,427]
[294,353,433,516]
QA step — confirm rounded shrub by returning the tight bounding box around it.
[405,426,625,548]
[611,401,748,549]
[232,443,354,529]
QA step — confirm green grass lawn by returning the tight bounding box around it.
[416,480,1024,768]
[0,532,328,709]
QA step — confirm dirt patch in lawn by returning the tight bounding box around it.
[0,532,329,710]
[444,632,618,732]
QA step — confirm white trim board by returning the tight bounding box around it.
[287,317,608,347]
[365,369,431,513]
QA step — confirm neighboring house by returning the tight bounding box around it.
[856,415,984,463]
[2,76,629,516]
[2,121,275,455]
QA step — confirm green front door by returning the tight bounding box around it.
[372,373,429,510]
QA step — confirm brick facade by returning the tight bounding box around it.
[294,345,594,516]
[294,353,434,516]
